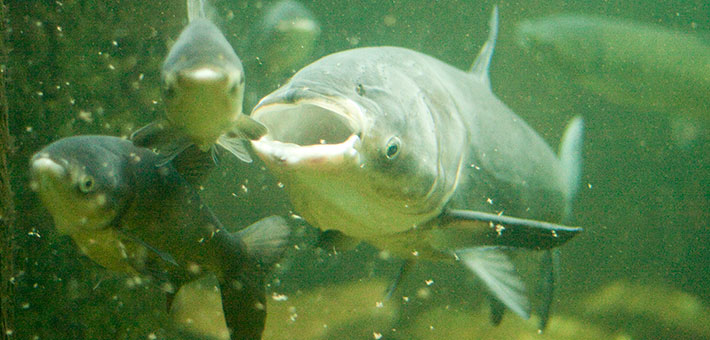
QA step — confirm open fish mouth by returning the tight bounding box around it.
[251,96,364,167]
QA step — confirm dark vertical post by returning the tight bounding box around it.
[0,0,15,338]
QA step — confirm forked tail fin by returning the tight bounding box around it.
[559,116,584,219]
[187,0,216,22]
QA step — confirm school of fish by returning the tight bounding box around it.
[26,1,626,339]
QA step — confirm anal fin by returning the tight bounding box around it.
[537,249,560,332]
[455,247,531,320]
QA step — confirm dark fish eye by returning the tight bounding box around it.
[229,80,241,95]
[78,175,94,193]
[384,136,401,160]
[163,83,176,99]
[356,84,365,96]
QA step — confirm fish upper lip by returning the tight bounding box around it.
[254,92,365,134]
[29,156,67,191]
[250,92,366,168]
[180,66,228,82]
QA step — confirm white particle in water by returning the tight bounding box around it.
[272,293,288,301]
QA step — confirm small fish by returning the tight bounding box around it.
[256,0,321,77]
[30,135,289,340]
[132,0,266,164]
[250,8,583,329]
[516,14,710,145]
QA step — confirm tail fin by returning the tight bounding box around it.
[559,116,584,219]
[219,216,290,338]
[469,6,499,87]
[536,116,583,331]
[187,0,216,22]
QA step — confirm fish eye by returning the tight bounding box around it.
[78,175,95,193]
[163,83,176,99]
[384,136,401,160]
[355,84,365,96]
[228,81,240,95]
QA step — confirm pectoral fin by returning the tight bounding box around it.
[118,231,179,267]
[213,115,269,163]
[217,134,253,163]
[170,144,215,185]
[442,209,582,250]
[231,114,268,140]
[130,120,193,166]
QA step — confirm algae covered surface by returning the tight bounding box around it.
[2,0,709,339]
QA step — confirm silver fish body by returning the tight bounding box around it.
[162,16,246,145]
[133,0,265,164]
[516,14,710,133]
[251,8,583,325]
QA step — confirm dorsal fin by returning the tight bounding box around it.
[469,6,499,87]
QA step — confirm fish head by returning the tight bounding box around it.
[161,18,245,144]
[29,136,135,235]
[258,0,321,75]
[251,53,456,238]
[516,16,600,73]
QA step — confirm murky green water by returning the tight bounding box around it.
[2,0,709,339]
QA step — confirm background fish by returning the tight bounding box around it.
[250,8,583,329]
[29,135,289,340]
[132,0,266,164]
[516,14,710,146]
[255,0,321,78]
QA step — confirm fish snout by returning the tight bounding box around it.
[177,66,229,87]
[29,156,67,192]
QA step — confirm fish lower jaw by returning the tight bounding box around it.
[251,134,361,168]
